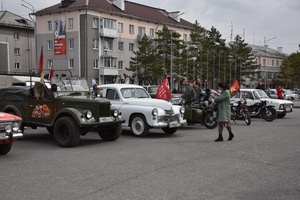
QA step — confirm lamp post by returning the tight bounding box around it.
[206,51,209,88]
[21,0,36,70]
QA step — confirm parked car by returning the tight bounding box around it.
[143,85,184,105]
[0,112,23,155]
[0,75,124,147]
[283,89,298,100]
[231,89,293,118]
[99,84,186,137]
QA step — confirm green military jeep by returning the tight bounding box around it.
[0,75,124,147]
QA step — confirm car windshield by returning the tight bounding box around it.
[256,90,269,98]
[121,88,150,99]
[53,78,89,92]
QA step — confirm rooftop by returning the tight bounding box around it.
[0,10,34,29]
[34,0,193,30]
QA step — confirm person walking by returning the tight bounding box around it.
[212,82,234,142]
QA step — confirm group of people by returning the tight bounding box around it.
[256,81,285,99]
[182,79,234,142]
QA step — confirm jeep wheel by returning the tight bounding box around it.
[162,127,177,134]
[98,124,122,141]
[53,116,81,147]
[130,114,149,137]
[0,143,12,155]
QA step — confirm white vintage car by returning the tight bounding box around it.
[231,89,294,118]
[98,84,186,136]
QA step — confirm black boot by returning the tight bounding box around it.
[228,132,234,141]
[215,134,223,142]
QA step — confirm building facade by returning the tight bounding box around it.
[0,11,34,74]
[34,0,194,85]
[250,44,287,88]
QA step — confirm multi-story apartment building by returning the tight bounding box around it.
[250,44,287,88]
[0,11,34,74]
[34,0,194,85]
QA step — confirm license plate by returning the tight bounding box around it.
[99,117,114,123]
[0,133,6,139]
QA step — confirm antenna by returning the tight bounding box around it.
[230,22,233,42]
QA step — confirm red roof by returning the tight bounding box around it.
[35,0,193,29]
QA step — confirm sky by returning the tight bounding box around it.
[2,0,300,54]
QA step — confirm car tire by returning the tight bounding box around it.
[0,143,12,155]
[46,127,54,135]
[98,124,122,141]
[162,127,177,134]
[130,114,149,137]
[53,116,81,147]
[277,108,287,118]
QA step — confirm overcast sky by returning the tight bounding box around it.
[3,0,299,54]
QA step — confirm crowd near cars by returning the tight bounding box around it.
[0,73,298,154]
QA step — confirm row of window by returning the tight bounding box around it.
[47,18,74,31]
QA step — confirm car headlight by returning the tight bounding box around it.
[180,106,185,114]
[83,110,93,119]
[152,108,158,116]
[5,125,12,133]
[113,109,119,117]
[12,122,20,132]
[279,104,284,110]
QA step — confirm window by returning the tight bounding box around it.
[272,60,274,66]
[150,28,155,37]
[183,34,187,42]
[47,59,52,69]
[68,18,74,29]
[104,39,113,51]
[118,61,123,69]
[14,32,19,40]
[104,57,113,68]
[118,22,123,33]
[47,21,52,31]
[93,59,99,69]
[263,59,266,66]
[14,62,20,69]
[129,43,134,52]
[69,38,74,49]
[93,18,99,28]
[68,59,74,69]
[129,25,134,34]
[103,19,116,29]
[93,39,99,49]
[14,48,20,55]
[47,40,53,50]
[118,42,124,51]
[138,27,145,35]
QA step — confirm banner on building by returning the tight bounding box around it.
[54,16,66,55]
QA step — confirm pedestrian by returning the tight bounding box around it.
[276,85,284,99]
[212,82,234,142]
[256,80,265,91]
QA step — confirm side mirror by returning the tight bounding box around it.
[51,84,57,92]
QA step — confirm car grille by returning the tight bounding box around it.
[0,122,11,131]
[157,114,180,123]
[165,109,174,115]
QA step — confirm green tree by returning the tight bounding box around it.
[276,52,300,88]
[128,35,160,85]
[228,35,259,87]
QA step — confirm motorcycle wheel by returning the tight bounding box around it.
[202,112,218,129]
[262,107,277,122]
[242,111,251,125]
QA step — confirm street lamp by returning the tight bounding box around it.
[21,0,36,70]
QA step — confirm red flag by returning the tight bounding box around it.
[229,80,240,97]
[38,46,44,75]
[156,76,172,101]
[49,63,54,82]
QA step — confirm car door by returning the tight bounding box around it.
[28,82,54,125]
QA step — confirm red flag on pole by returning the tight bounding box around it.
[229,80,240,97]
[49,63,54,83]
[38,46,44,75]
[156,75,172,101]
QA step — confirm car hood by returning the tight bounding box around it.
[124,98,174,110]
[261,98,293,105]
